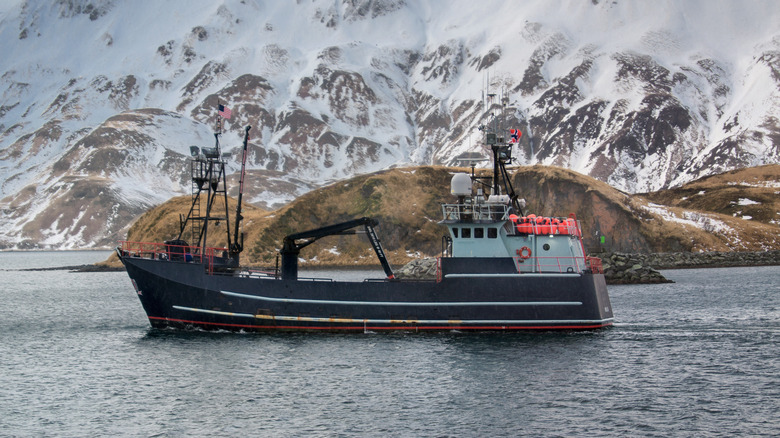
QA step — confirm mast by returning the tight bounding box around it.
[198,128,231,258]
[480,89,524,214]
[173,104,239,264]
[230,125,251,263]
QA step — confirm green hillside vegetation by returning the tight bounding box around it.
[105,164,780,268]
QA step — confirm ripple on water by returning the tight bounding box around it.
[1,254,778,436]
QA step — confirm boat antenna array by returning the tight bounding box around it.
[476,81,524,215]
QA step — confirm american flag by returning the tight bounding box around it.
[510,128,522,143]
[218,104,232,119]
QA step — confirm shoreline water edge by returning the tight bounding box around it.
[14,250,780,285]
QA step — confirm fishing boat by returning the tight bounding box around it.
[117,104,613,332]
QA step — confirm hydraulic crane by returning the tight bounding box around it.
[280,217,395,281]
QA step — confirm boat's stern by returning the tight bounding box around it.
[590,272,614,327]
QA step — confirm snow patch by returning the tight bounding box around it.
[642,203,734,236]
[736,198,760,206]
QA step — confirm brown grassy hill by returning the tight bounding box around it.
[511,165,649,252]
[640,164,780,226]
[124,196,270,249]
[106,164,780,268]
[245,166,453,266]
[100,195,269,268]
[512,165,779,252]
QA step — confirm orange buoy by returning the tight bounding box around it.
[517,246,532,259]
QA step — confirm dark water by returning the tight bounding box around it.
[1,252,778,437]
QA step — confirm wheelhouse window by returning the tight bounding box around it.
[474,228,484,238]
[488,228,498,238]
[462,228,471,238]
[452,228,459,238]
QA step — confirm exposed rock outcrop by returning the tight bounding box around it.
[597,253,671,284]
[611,250,780,270]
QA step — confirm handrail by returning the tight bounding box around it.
[510,216,582,236]
[514,256,603,274]
[119,241,604,276]
[441,202,511,222]
[441,207,585,238]
[585,256,604,274]
[118,241,229,273]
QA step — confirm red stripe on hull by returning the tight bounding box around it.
[148,316,612,331]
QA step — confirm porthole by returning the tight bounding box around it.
[543,243,551,251]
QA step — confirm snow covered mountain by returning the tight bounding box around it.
[1,0,779,249]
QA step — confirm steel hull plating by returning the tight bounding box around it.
[122,256,613,332]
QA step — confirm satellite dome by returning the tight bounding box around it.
[450,173,472,196]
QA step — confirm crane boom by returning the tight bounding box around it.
[230,126,251,263]
[280,217,394,280]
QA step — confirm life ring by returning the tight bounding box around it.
[518,246,532,259]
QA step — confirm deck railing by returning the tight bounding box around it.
[441,205,585,238]
[441,202,511,222]
[510,216,582,236]
[585,256,604,274]
[118,241,228,273]
[514,256,604,274]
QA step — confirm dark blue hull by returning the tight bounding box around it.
[121,255,614,332]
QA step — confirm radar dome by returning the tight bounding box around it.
[450,173,472,196]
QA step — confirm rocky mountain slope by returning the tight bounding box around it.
[109,164,780,269]
[1,0,779,249]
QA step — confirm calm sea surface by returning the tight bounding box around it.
[0,251,778,437]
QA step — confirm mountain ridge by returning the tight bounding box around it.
[1,0,779,249]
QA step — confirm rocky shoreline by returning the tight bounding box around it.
[396,251,780,285]
[596,253,671,285]
[601,250,780,270]
[595,250,780,284]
